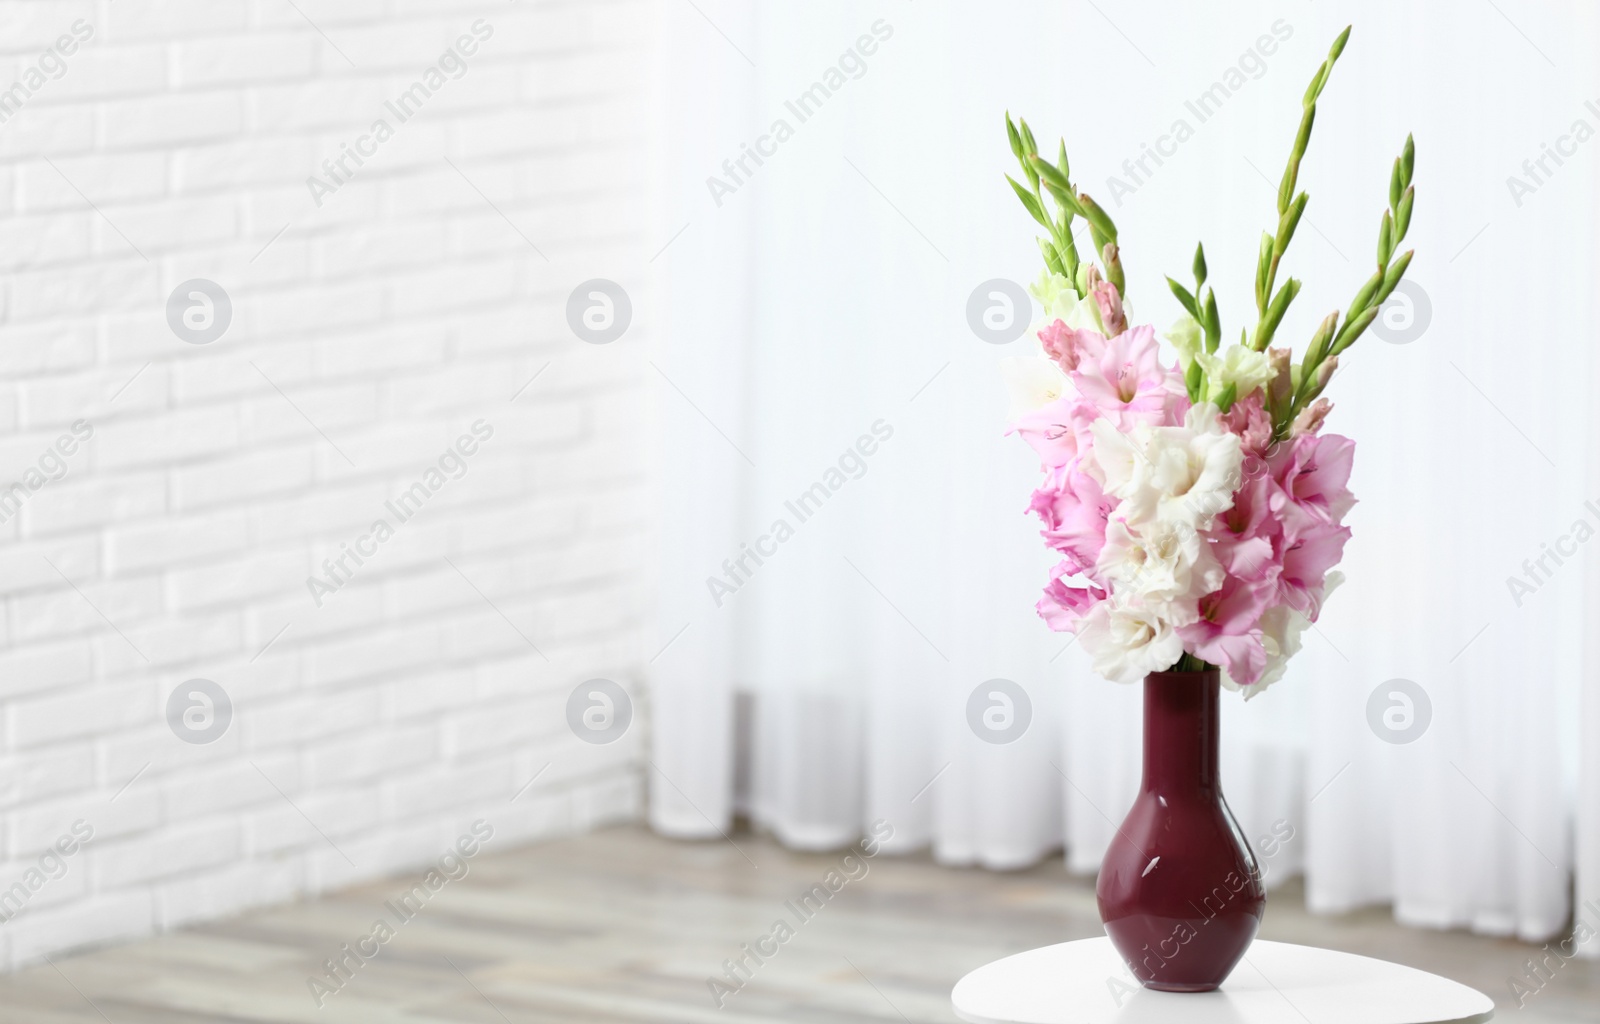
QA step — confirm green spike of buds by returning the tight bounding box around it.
[1255,277,1301,351]
[1017,118,1041,189]
[1303,310,1340,375]
[1006,175,1049,228]
[1029,156,1082,213]
[1254,232,1274,313]
[1302,64,1328,108]
[1396,186,1414,240]
[1299,27,1349,109]
[1018,118,1038,157]
[1329,24,1351,60]
[1332,303,1379,356]
[1076,192,1117,244]
[1103,241,1125,295]
[1038,237,1065,277]
[1377,249,1414,303]
[1087,225,1111,263]
[1280,107,1316,213]
[1167,276,1201,320]
[1277,192,1308,253]
[1346,268,1383,321]
[1003,26,1416,449]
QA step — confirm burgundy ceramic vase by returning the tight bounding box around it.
[1095,669,1265,992]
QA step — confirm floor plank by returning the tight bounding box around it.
[0,825,1593,1022]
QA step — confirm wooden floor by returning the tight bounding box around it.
[0,825,1594,1022]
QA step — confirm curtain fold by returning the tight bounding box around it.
[651,0,1597,946]
[644,0,756,841]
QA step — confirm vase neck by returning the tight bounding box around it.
[1141,670,1220,795]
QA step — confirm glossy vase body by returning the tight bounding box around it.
[1096,670,1264,992]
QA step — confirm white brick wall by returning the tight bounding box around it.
[0,0,655,969]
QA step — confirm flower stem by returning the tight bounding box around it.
[1286,132,1416,433]
[1248,26,1349,352]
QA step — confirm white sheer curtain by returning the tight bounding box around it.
[649,0,1598,944]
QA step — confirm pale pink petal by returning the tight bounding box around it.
[1270,433,1357,525]
[1093,280,1127,337]
[1037,319,1106,374]
[1027,466,1118,578]
[1009,397,1096,469]
[1038,563,1106,632]
[1191,631,1269,687]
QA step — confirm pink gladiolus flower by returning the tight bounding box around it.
[1274,506,1351,618]
[1177,574,1278,685]
[1270,433,1357,525]
[1037,318,1105,374]
[1009,396,1099,469]
[1070,325,1185,429]
[1038,561,1107,631]
[1028,466,1117,578]
[1208,470,1279,581]
[1291,397,1333,437]
[1093,280,1127,337]
[1221,391,1274,459]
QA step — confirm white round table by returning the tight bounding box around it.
[951,938,1494,1024]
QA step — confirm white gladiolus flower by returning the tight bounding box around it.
[1089,403,1243,530]
[1096,517,1222,626]
[1029,269,1107,336]
[1166,314,1203,372]
[1196,344,1275,401]
[999,355,1069,416]
[1084,417,1147,491]
[1076,595,1185,685]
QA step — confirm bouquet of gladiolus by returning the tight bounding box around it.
[1003,27,1414,695]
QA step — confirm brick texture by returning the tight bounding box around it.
[0,0,653,969]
